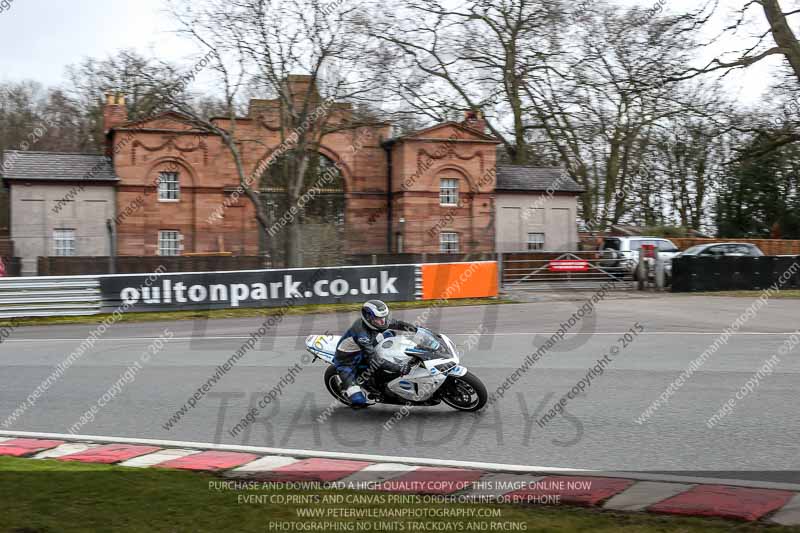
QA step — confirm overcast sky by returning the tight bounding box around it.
[0,0,787,107]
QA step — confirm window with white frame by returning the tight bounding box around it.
[158,172,180,201]
[53,229,76,256]
[527,232,545,251]
[439,178,459,206]
[440,232,459,253]
[158,230,182,256]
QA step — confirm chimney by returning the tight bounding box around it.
[282,75,320,106]
[463,109,487,133]
[103,92,128,134]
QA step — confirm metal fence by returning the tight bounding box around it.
[501,251,634,291]
[0,275,102,318]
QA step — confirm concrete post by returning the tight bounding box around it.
[655,251,665,290]
[497,252,504,293]
[106,219,116,275]
[637,257,646,290]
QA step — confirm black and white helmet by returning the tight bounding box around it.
[361,299,391,331]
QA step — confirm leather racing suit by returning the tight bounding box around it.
[334,318,418,405]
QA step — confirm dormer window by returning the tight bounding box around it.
[439,178,458,206]
[158,172,180,201]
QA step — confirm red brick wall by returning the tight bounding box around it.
[110,108,497,257]
[389,125,498,253]
[112,122,261,256]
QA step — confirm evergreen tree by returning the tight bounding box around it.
[717,135,800,238]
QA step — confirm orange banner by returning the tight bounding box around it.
[421,262,498,300]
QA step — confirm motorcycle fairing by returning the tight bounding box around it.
[386,366,447,402]
[304,334,340,364]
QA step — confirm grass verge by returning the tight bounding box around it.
[0,298,514,328]
[0,457,794,533]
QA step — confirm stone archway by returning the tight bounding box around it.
[260,150,345,266]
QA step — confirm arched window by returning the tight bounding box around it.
[260,150,345,265]
[157,171,180,201]
[439,176,459,206]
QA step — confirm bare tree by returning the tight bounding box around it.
[640,99,731,232]
[149,0,384,266]
[678,0,800,83]
[523,4,715,228]
[369,0,727,230]
[66,50,190,152]
[674,0,800,151]
[367,0,566,164]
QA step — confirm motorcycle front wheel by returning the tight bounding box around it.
[440,372,487,412]
[323,365,370,409]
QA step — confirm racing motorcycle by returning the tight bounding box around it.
[305,327,487,412]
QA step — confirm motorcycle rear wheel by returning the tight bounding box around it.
[441,372,487,412]
[323,365,370,409]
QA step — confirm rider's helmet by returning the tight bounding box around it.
[361,299,391,331]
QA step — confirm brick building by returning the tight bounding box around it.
[2,151,117,275]
[105,78,509,261]
[2,75,583,272]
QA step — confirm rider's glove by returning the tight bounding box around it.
[399,362,413,376]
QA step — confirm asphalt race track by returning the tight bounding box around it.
[1,294,799,483]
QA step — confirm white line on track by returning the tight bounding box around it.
[2,429,800,492]
[2,331,797,342]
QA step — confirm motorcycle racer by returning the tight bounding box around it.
[334,300,418,405]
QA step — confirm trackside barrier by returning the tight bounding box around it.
[0,262,496,318]
[0,275,102,318]
[98,264,419,313]
[671,256,800,292]
[420,262,498,300]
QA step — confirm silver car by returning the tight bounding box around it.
[599,236,681,279]
[674,242,764,258]
[665,242,765,277]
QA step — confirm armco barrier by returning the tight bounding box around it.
[671,256,800,292]
[0,275,102,318]
[0,262,497,318]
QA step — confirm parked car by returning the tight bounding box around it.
[675,242,764,258]
[599,236,681,279]
[665,242,765,278]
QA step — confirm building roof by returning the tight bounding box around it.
[0,150,118,182]
[495,165,584,193]
[387,121,499,144]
